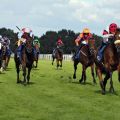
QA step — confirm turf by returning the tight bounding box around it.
[0,59,120,120]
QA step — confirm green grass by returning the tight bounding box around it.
[0,59,120,120]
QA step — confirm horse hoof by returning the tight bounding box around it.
[73,74,76,79]
[17,81,20,84]
[109,88,115,94]
[79,79,83,83]
[101,90,105,95]
[93,81,97,85]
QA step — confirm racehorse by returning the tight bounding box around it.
[14,36,34,84]
[73,39,96,84]
[33,43,40,68]
[96,29,120,94]
[1,44,7,71]
[52,48,63,69]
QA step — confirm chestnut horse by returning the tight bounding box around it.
[73,39,96,84]
[96,29,120,94]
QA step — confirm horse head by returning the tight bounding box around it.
[88,38,96,55]
[25,37,33,53]
[114,28,120,53]
[34,44,40,54]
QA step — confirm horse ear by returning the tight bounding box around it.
[117,28,120,32]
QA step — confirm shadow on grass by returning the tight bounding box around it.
[55,68,63,70]
[94,90,119,96]
[71,81,95,86]
[0,72,6,75]
[17,80,35,86]
[32,68,40,71]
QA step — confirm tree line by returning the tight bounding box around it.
[0,28,103,54]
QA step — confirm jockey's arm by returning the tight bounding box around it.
[75,36,81,46]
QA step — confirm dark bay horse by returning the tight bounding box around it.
[14,37,34,84]
[33,44,40,68]
[52,48,63,69]
[96,29,120,94]
[0,44,8,71]
[73,39,96,84]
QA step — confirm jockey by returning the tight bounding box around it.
[33,38,40,48]
[73,28,93,60]
[2,36,11,56]
[56,37,64,48]
[53,37,64,56]
[97,23,118,61]
[33,38,40,55]
[17,27,34,61]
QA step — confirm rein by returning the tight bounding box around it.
[80,50,87,57]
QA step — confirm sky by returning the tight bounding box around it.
[0,0,120,37]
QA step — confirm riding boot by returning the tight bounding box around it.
[52,48,56,57]
[17,45,23,62]
[74,44,84,60]
[97,42,107,62]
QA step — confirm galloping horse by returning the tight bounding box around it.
[52,48,63,69]
[96,29,120,94]
[33,43,40,68]
[1,44,7,71]
[73,39,96,84]
[14,36,34,84]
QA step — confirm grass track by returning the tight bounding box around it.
[0,59,120,120]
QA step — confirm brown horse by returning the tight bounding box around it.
[73,39,96,84]
[14,37,34,84]
[33,44,40,68]
[96,29,120,94]
[1,44,8,71]
[52,48,63,69]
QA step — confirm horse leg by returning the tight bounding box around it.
[80,65,86,84]
[109,72,114,93]
[17,65,20,83]
[91,64,96,84]
[118,65,120,82]
[56,60,59,69]
[27,67,32,84]
[36,58,38,68]
[52,57,55,65]
[73,61,79,79]
[79,65,84,83]
[60,60,62,68]
[15,60,20,83]
[118,69,120,82]
[97,68,105,94]
[35,60,37,68]
[103,71,110,92]
[22,66,26,84]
